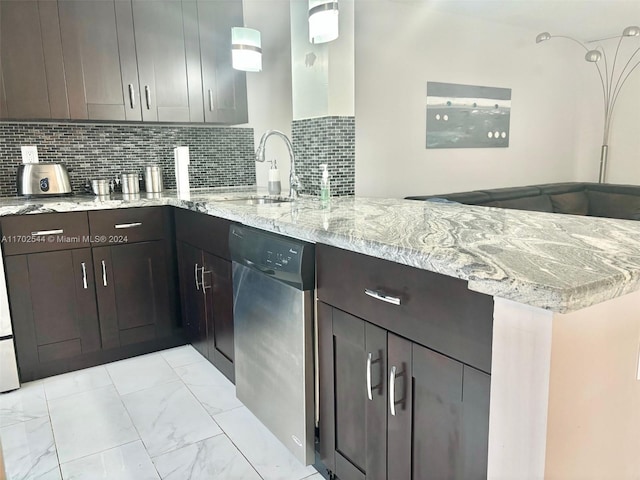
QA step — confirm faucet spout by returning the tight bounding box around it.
[255,130,302,198]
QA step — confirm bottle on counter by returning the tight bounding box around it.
[320,164,331,204]
[268,159,281,195]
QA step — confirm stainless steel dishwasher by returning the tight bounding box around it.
[229,224,315,465]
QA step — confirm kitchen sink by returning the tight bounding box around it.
[220,196,293,205]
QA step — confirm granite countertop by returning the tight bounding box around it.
[1,188,640,314]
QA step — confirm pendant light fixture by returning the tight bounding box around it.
[231,26,262,72]
[308,0,339,44]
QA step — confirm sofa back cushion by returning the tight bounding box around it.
[493,195,554,212]
[550,191,589,215]
[587,191,640,220]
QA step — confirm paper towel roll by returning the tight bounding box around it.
[174,146,190,195]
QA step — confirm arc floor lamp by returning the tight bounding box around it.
[536,26,640,183]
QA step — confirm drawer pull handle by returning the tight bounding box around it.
[145,85,151,109]
[101,260,107,287]
[365,289,401,306]
[114,222,142,229]
[208,89,214,111]
[31,229,63,236]
[389,365,397,416]
[195,263,201,290]
[366,352,373,401]
[81,262,88,289]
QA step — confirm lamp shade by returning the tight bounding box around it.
[309,0,339,44]
[585,50,602,63]
[622,26,640,37]
[231,27,262,72]
[535,32,551,43]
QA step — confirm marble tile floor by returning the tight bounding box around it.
[0,346,323,480]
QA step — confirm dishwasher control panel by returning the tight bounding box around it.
[229,224,315,290]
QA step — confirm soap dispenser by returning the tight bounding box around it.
[268,159,281,195]
[320,164,331,203]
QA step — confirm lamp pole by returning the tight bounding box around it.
[536,26,640,183]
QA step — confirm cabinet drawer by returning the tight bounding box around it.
[1,212,90,255]
[317,244,494,373]
[174,208,230,260]
[88,207,166,245]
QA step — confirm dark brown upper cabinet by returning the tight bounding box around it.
[2,0,247,124]
[197,0,248,124]
[0,0,68,120]
[58,0,141,121]
[132,0,200,122]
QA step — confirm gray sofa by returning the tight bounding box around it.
[406,182,640,221]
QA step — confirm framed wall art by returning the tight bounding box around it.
[426,82,512,149]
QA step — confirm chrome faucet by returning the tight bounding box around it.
[255,130,303,199]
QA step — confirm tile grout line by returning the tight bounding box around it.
[164,347,265,479]
[207,410,266,480]
[113,357,226,473]
[42,378,64,480]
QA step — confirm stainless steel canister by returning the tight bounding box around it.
[91,179,110,196]
[144,165,163,193]
[121,173,140,194]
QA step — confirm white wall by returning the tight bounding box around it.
[605,72,640,184]
[242,0,293,189]
[290,0,355,119]
[573,42,640,184]
[354,2,587,198]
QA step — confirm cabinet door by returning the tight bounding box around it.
[94,241,173,349]
[58,0,140,121]
[387,333,413,480]
[390,340,490,480]
[318,303,387,480]
[0,0,68,119]
[197,0,248,124]
[5,249,100,381]
[176,242,207,358]
[132,0,192,122]
[202,251,234,382]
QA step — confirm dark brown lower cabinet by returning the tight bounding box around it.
[177,241,207,357]
[93,241,174,349]
[319,302,490,480]
[2,208,182,382]
[5,249,101,381]
[202,251,234,378]
[177,241,234,382]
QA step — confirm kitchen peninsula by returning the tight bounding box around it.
[1,190,639,479]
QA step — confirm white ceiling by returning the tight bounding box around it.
[418,0,640,41]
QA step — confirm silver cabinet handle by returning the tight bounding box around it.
[145,85,151,109]
[365,289,401,306]
[389,365,397,416]
[367,352,373,401]
[208,89,214,111]
[31,229,63,236]
[81,262,88,289]
[114,222,142,229]
[101,260,107,287]
[128,84,135,109]
[201,267,211,291]
[194,263,200,290]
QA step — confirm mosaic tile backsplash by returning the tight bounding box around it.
[0,123,255,197]
[291,116,355,197]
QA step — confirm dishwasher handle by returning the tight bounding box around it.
[244,259,276,276]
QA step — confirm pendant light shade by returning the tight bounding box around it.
[308,0,339,44]
[231,27,262,72]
